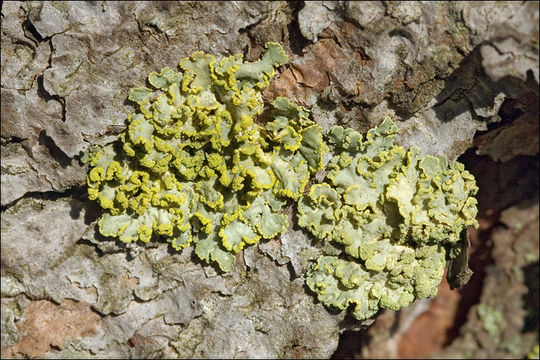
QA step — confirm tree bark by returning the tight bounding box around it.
[2,1,538,358]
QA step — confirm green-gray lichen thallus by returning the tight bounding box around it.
[299,118,478,320]
[82,43,328,272]
[83,43,478,320]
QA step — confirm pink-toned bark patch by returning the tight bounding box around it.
[2,299,100,358]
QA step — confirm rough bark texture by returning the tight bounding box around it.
[1,1,538,358]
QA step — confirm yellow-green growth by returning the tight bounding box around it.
[528,344,539,360]
[83,41,479,318]
[83,43,327,271]
[299,117,479,320]
[476,304,503,339]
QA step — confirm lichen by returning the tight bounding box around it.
[477,304,503,339]
[83,43,327,271]
[528,344,539,360]
[298,117,479,320]
[83,42,479,321]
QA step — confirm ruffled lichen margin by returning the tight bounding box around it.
[82,43,328,272]
[298,118,479,320]
[83,43,478,320]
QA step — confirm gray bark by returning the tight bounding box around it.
[2,1,538,358]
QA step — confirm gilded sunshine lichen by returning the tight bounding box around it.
[83,43,327,271]
[298,117,479,320]
[84,42,479,321]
